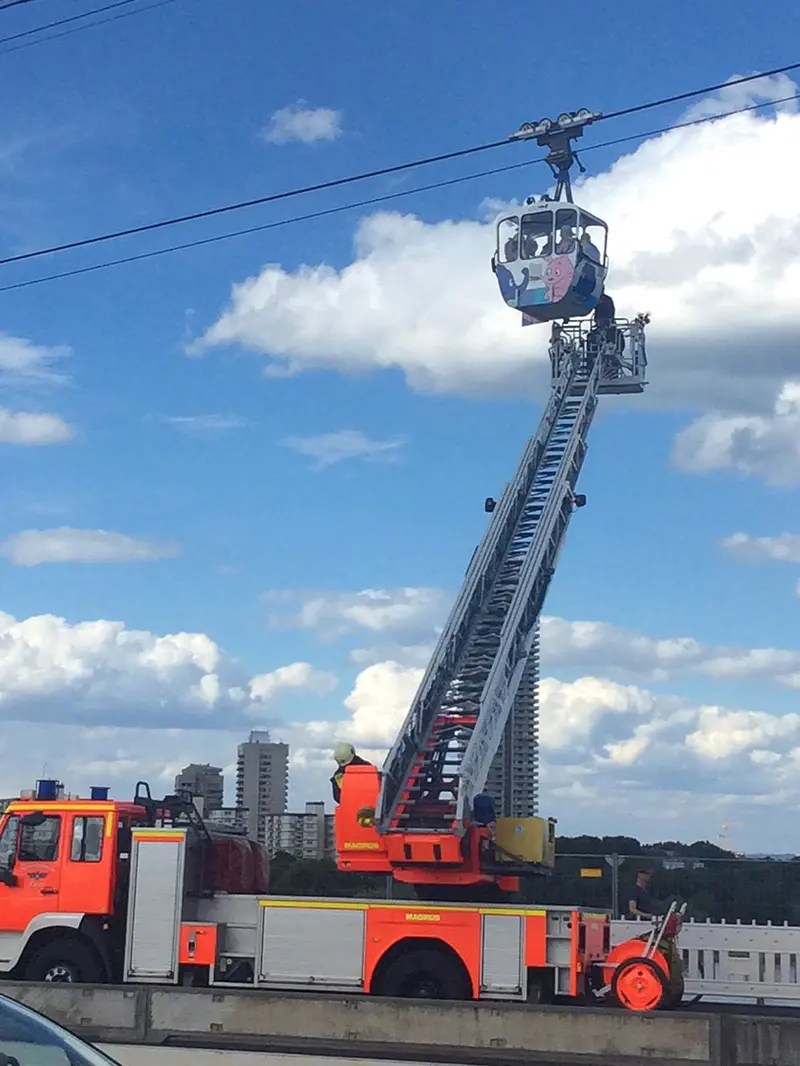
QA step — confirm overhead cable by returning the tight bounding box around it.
[0,0,181,51]
[2,91,796,295]
[0,0,46,11]
[1,62,799,271]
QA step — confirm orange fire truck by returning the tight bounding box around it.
[0,778,681,1010]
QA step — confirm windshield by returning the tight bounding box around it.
[0,995,119,1066]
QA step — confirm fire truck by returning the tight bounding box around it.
[0,778,594,1002]
[0,777,681,1010]
[0,109,682,1012]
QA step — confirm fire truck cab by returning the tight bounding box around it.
[0,779,267,984]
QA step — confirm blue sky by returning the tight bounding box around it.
[1,0,799,852]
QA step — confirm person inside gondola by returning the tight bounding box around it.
[580,230,601,262]
[555,225,576,254]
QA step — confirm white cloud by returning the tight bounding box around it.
[721,531,800,564]
[262,102,342,145]
[0,608,336,729]
[685,706,800,759]
[195,92,800,421]
[0,409,73,445]
[536,675,660,751]
[0,528,181,566]
[281,429,406,470]
[672,382,800,485]
[0,334,70,386]
[341,660,423,747]
[540,615,800,688]
[683,72,799,121]
[153,414,247,434]
[264,587,449,643]
[249,662,336,703]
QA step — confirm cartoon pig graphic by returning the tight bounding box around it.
[544,256,573,303]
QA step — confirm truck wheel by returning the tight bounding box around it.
[375,948,471,1000]
[23,939,104,984]
[611,957,667,1012]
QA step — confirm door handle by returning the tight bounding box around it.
[40,887,58,895]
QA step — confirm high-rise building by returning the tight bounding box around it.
[263,801,334,861]
[485,623,539,818]
[236,730,289,842]
[207,806,249,834]
[174,763,224,813]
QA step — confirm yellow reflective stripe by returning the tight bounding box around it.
[480,907,547,917]
[259,899,548,917]
[8,803,116,813]
[133,831,185,842]
[260,899,368,910]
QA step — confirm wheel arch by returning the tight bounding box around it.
[4,913,83,973]
[605,937,671,978]
[368,936,474,998]
[14,919,111,982]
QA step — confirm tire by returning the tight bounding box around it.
[611,956,668,1012]
[375,948,471,1000]
[23,938,104,984]
[664,971,685,1010]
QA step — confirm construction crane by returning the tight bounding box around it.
[335,109,649,900]
[720,822,743,853]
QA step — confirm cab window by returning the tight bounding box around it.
[71,816,105,863]
[0,815,20,868]
[18,815,61,863]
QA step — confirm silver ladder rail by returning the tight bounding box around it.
[456,357,600,826]
[377,341,601,834]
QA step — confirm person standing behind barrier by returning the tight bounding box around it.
[627,867,655,919]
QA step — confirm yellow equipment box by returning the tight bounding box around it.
[495,816,557,868]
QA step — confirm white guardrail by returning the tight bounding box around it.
[612,918,800,1003]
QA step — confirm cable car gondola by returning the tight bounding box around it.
[492,110,607,325]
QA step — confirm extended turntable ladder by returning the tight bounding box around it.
[377,335,606,835]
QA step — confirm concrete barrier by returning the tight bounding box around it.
[1,982,797,1065]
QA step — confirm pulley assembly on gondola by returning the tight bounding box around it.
[492,109,608,325]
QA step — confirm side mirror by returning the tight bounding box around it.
[0,867,17,887]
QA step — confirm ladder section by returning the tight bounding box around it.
[375,357,581,832]
[379,354,600,834]
[455,359,599,827]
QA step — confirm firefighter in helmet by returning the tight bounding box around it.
[330,741,370,803]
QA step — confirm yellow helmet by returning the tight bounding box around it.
[333,741,356,766]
